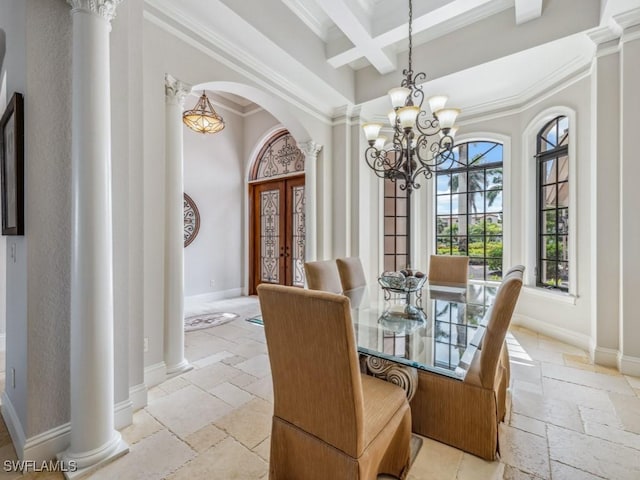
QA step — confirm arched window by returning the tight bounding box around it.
[536,116,569,290]
[435,141,504,281]
[250,130,304,181]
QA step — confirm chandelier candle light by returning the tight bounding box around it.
[362,0,461,268]
[183,91,225,134]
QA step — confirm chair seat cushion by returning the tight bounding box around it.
[361,375,408,448]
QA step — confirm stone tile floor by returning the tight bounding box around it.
[1,296,640,479]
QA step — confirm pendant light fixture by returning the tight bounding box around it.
[183,91,225,134]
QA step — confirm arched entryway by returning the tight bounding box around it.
[248,130,306,294]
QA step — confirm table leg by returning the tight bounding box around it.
[361,354,418,402]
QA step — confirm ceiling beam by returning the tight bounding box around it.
[326,0,512,70]
[514,0,542,24]
[317,0,397,74]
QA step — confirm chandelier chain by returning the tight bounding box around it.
[408,0,413,76]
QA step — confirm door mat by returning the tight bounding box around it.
[184,312,239,332]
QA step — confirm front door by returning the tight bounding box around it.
[250,175,305,294]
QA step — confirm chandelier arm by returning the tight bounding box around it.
[414,111,441,136]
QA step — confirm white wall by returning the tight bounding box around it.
[183,101,244,297]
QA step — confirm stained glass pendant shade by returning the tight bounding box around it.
[183,91,225,134]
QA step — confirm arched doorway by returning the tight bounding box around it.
[249,130,305,294]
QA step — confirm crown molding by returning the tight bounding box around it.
[460,54,591,121]
[144,0,335,125]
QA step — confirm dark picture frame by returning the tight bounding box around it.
[1,92,24,235]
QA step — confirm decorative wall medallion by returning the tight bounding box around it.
[184,193,200,247]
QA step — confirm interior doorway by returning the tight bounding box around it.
[248,130,306,294]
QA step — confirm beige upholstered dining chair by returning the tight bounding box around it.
[497,265,525,421]
[410,266,523,460]
[258,284,412,479]
[336,257,367,292]
[427,255,469,285]
[304,259,343,293]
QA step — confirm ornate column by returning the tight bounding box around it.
[298,141,322,261]
[164,74,192,376]
[61,0,128,476]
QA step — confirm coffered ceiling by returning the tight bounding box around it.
[144,0,638,120]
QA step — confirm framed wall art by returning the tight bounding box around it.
[184,193,200,247]
[1,92,24,236]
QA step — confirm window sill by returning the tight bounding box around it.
[522,285,577,305]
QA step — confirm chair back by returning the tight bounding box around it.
[257,284,365,455]
[466,266,523,389]
[428,255,469,285]
[304,260,342,293]
[336,257,367,291]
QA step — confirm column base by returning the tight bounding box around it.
[58,433,129,479]
[165,359,193,378]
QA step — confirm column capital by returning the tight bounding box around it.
[165,74,192,107]
[297,141,323,160]
[68,0,122,23]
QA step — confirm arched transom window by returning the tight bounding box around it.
[250,130,304,181]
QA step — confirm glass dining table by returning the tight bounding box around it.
[248,281,498,398]
[345,282,498,399]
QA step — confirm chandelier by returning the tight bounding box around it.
[183,91,225,134]
[361,0,461,268]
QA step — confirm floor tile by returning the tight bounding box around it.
[503,465,545,479]
[549,461,605,480]
[214,398,272,449]
[192,350,235,369]
[547,424,640,480]
[541,363,631,394]
[234,354,271,378]
[456,452,504,480]
[511,389,584,432]
[407,437,462,480]
[88,430,195,480]
[147,385,233,438]
[624,375,640,389]
[243,376,274,402]
[578,405,623,429]
[166,436,267,480]
[209,381,254,407]
[252,437,270,462]
[608,392,640,434]
[583,421,640,450]
[499,424,550,479]
[182,362,245,391]
[184,424,227,452]
[509,413,547,438]
[541,377,615,412]
[159,376,190,394]
[121,409,163,445]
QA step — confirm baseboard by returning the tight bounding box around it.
[114,399,133,430]
[592,346,619,368]
[184,288,243,305]
[1,391,27,459]
[1,392,135,462]
[129,383,147,411]
[511,313,591,352]
[2,391,71,462]
[143,361,166,388]
[619,354,640,377]
[0,333,5,352]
